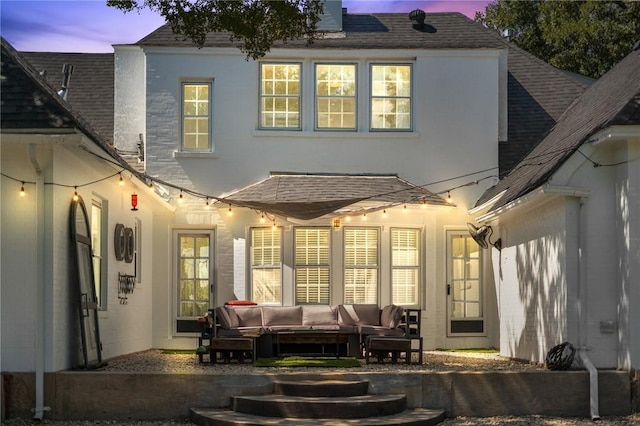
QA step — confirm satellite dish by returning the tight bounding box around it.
[467,223,502,250]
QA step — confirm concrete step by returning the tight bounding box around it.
[190,407,447,426]
[231,393,407,418]
[274,379,369,397]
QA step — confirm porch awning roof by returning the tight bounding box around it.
[217,173,448,220]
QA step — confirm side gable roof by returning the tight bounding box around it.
[477,47,640,213]
[20,52,114,145]
[136,12,507,50]
[500,45,592,176]
[1,37,133,174]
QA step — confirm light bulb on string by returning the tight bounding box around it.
[446,192,453,204]
[421,199,427,209]
[72,186,79,201]
[178,190,184,203]
[361,213,367,221]
[382,210,387,219]
[260,213,266,224]
[118,173,124,187]
[227,205,233,217]
[403,204,407,213]
[205,198,210,210]
[345,215,351,222]
[19,182,25,197]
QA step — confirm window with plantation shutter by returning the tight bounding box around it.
[391,228,420,305]
[250,227,282,305]
[344,228,378,304]
[294,227,330,304]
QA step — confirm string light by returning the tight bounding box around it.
[345,215,351,222]
[118,173,124,187]
[205,198,210,210]
[227,205,233,217]
[19,182,25,197]
[382,209,387,219]
[260,213,266,223]
[178,190,184,203]
[421,199,427,209]
[272,220,277,229]
[403,204,407,212]
[72,186,79,201]
[446,192,453,204]
[361,213,367,221]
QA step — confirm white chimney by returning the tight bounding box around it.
[317,0,343,32]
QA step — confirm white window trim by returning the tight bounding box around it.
[343,227,380,305]
[369,63,413,132]
[258,62,303,131]
[180,80,213,153]
[294,226,332,305]
[390,227,421,307]
[249,226,284,305]
[314,62,358,131]
[91,195,108,310]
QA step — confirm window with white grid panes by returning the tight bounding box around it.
[450,235,481,318]
[316,64,356,130]
[295,227,331,304]
[344,228,379,304]
[370,65,411,130]
[391,228,420,305]
[251,227,282,304]
[177,234,211,318]
[260,63,301,129]
[182,83,211,150]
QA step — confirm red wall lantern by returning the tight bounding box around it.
[131,193,138,211]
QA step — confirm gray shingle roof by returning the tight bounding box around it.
[136,12,507,50]
[1,37,135,174]
[20,52,114,145]
[221,173,448,220]
[477,48,640,212]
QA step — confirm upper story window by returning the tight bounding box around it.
[315,64,356,130]
[370,65,412,130]
[260,63,301,129]
[182,82,211,151]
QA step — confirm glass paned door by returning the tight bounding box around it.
[178,234,212,318]
[447,232,484,334]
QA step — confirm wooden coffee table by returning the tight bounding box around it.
[275,330,348,358]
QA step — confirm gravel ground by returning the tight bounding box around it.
[2,350,637,425]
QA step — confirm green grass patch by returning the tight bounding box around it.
[161,349,198,355]
[435,348,498,353]
[254,356,361,368]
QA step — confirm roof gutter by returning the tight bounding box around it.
[475,185,590,225]
[587,125,640,145]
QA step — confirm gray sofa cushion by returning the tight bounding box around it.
[338,304,381,326]
[233,306,263,327]
[216,306,239,329]
[262,305,303,326]
[381,304,404,328]
[302,305,338,326]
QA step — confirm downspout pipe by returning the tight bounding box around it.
[29,144,49,419]
[577,197,600,421]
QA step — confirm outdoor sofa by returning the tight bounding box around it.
[212,303,405,358]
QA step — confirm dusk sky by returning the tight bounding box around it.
[0,0,492,53]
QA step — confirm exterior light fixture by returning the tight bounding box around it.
[131,193,138,211]
[333,218,341,228]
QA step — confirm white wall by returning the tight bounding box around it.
[490,134,640,369]
[115,44,504,350]
[1,135,167,372]
[113,46,147,155]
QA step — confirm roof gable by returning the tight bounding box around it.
[478,48,640,213]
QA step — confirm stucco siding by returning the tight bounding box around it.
[497,197,570,364]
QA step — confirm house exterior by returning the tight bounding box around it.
[472,45,640,371]
[0,36,173,417]
[4,0,602,377]
[108,3,589,354]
